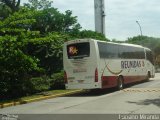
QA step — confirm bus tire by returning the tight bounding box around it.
[146,71,151,81]
[117,76,124,90]
[148,71,151,78]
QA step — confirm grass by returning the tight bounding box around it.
[0,89,81,105]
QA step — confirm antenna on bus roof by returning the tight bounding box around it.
[94,0,105,36]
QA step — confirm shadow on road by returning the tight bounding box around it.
[65,80,154,97]
[65,88,118,97]
[127,97,160,108]
[124,79,153,88]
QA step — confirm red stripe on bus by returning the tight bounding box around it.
[101,76,117,88]
[124,76,147,84]
[101,75,147,89]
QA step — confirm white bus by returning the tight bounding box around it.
[63,39,155,89]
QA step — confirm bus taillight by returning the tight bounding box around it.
[95,68,98,82]
[64,71,68,83]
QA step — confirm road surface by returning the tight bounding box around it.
[0,73,160,114]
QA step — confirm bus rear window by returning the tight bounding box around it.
[67,42,90,59]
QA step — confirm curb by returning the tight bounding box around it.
[0,90,83,109]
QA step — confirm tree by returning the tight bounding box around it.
[71,30,109,41]
[0,0,111,99]
[23,0,81,35]
[28,32,69,76]
[24,0,53,10]
[126,35,160,66]
[0,1,10,20]
[28,8,81,35]
[0,6,72,98]
[0,8,42,98]
[127,35,160,51]
[0,0,20,12]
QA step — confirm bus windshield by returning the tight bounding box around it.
[67,42,90,59]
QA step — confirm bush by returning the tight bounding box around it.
[25,76,51,94]
[50,71,65,89]
[70,30,109,41]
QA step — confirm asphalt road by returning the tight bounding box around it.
[0,73,160,115]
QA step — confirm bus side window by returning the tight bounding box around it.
[119,46,131,59]
[98,42,119,59]
[107,44,119,58]
[146,50,154,64]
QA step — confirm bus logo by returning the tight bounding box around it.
[69,46,78,55]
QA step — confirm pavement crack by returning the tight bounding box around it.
[63,103,82,109]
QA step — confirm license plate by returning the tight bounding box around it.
[69,80,73,83]
[78,80,84,83]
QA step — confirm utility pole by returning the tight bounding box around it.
[94,0,105,36]
[136,21,143,36]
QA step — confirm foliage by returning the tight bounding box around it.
[26,76,51,94]
[0,8,42,99]
[50,71,65,90]
[24,0,53,10]
[0,0,110,99]
[29,8,81,35]
[0,36,41,99]
[0,0,20,13]
[0,2,11,20]
[127,35,160,53]
[126,35,160,66]
[24,0,81,35]
[75,30,109,41]
[28,32,69,76]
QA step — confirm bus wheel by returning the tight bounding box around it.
[148,71,151,78]
[117,76,124,90]
[146,71,151,81]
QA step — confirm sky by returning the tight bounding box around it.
[21,0,160,41]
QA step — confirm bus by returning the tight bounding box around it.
[63,39,155,90]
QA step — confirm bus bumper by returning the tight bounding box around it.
[65,82,101,89]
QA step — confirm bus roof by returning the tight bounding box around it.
[65,38,150,50]
[92,39,145,49]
